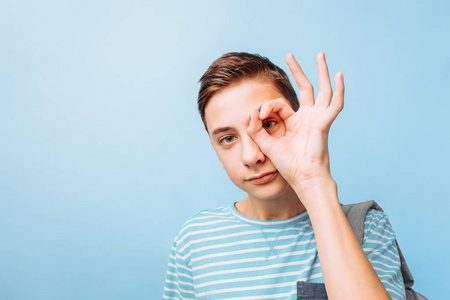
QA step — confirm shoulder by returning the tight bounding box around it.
[364,208,388,224]
[172,204,236,248]
[179,204,234,232]
[363,208,397,243]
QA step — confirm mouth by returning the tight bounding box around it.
[247,171,278,185]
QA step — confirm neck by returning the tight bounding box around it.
[235,185,306,221]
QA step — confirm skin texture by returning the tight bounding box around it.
[205,79,306,220]
[205,52,392,299]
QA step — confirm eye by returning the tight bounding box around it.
[219,136,236,145]
[262,120,276,131]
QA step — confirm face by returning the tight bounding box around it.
[204,79,291,201]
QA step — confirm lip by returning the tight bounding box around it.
[247,171,278,185]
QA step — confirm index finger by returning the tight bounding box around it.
[315,52,333,108]
[259,98,295,120]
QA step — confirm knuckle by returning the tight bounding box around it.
[333,101,344,111]
[299,83,313,93]
[276,97,286,103]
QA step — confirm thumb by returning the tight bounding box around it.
[247,109,275,156]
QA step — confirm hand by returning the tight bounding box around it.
[247,52,344,188]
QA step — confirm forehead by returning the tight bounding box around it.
[204,79,285,134]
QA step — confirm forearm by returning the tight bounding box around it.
[293,178,391,300]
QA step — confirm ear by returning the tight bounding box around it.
[209,137,225,169]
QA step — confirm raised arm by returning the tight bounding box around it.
[247,52,394,299]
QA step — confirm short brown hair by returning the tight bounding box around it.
[198,52,299,131]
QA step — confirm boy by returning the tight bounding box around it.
[164,52,405,299]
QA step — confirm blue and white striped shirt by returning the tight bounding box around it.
[164,203,406,299]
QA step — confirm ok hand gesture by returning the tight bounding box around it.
[247,52,344,191]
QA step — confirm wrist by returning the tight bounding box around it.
[292,174,336,192]
[292,176,338,210]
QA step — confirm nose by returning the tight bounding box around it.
[241,134,266,167]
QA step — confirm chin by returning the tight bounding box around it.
[248,181,290,201]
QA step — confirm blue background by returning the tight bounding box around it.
[1,0,448,299]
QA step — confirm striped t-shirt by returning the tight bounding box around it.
[164,202,406,300]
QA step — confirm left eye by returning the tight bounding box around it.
[262,120,276,130]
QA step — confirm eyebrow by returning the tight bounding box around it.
[256,104,262,112]
[211,126,234,137]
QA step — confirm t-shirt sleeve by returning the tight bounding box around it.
[362,209,406,300]
[163,236,195,300]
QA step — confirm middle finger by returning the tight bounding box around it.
[315,52,333,108]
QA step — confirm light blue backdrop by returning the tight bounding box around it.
[1,0,447,299]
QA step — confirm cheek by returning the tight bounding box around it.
[215,149,237,170]
[220,157,244,185]
[217,148,244,178]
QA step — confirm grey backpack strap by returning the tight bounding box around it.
[341,199,381,244]
[342,200,428,300]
